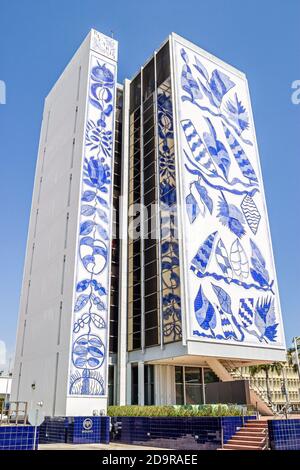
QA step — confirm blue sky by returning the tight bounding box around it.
[0,0,299,361]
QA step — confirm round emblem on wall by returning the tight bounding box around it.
[83,418,93,431]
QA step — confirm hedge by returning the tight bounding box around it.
[107,404,251,417]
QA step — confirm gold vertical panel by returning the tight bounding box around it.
[157,78,182,343]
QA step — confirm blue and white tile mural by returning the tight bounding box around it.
[157,84,182,342]
[173,40,284,347]
[69,52,117,395]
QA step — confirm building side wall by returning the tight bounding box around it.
[117,79,130,405]
[11,32,99,416]
[170,33,285,358]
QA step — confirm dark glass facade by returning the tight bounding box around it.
[127,40,182,352]
[109,87,123,354]
[128,73,142,351]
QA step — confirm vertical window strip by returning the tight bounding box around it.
[142,62,160,348]
[183,366,187,405]
[73,106,78,134]
[20,320,26,356]
[67,174,72,206]
[37,176,43,204]
[25,280,31,315]
[70,138,75,169]
[16,362,22,401]
[41,147,46,174]
[52,352,59,417]
[64,213,69,249]
[61,255,66,294]
[202,367,206,404]
[140,67,145,352]
[57,302,63,345]
[153,51,163,348]
[33,209,39,238]
[29,243,35,275]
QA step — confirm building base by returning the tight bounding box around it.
[39,416,110,444]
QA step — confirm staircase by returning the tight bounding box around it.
[218,420,268,450]
[206,358,274,416]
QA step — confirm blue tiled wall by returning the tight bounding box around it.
[111,416,256,450]
[39,416,109,444]
[100,416,110,444]
[0,425,38,450]
[39,417,68,443]
[268,419,300,450]
[72,417,100,444]
[221,416,256,443]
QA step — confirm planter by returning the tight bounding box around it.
[110,415,256,450]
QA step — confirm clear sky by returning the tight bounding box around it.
[0,0,299,363]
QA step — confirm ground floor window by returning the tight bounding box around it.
[144,365,155,405]
[131,363,155,405]
[203,367,219,384]
[131,363,138,404]
[108,365,115,406]
[185,367,203,404]
[175,366,184,404]
[175,366,219,405]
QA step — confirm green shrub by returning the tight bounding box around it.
[107,404,252,417]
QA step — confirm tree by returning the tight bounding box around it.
[287,347,300,375]
[249,362,283,404]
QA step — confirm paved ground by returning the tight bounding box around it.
[38,443,166,450]
[260,414,300,420]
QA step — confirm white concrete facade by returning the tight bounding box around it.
[11,30,119,417]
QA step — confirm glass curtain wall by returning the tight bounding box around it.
[128,40,182,352]
[144,364,155,405]
[143,57,159,348]
[128,74,142,351]
[109,88,123,355]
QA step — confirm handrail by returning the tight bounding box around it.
[274,401,291,419]
[263,425,270,450]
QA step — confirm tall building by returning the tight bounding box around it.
[235,363,300,412]
[11,30,286,417]
[11,30,120,416]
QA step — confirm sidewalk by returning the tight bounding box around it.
[38,443,167,450]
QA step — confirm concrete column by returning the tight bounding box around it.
[138,361,144,406]
[126,362,131,405]
[154,365,176,405]
[117,79,130,406]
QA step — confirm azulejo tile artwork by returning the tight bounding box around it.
[69,55,116,395]
[157,88,182,342]
[174,41,284,346]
